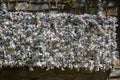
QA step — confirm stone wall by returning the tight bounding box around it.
[0,1,119,80]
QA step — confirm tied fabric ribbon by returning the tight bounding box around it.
[0,8,118,71]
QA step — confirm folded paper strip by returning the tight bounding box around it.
[0,8,118,71]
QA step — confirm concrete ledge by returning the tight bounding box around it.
[0,67,111,80]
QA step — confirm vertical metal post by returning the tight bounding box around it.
[48,0,51,12]
[86,0,88,13]
[98,0,103,11]
[56,0,57,8]
[15,0,18,11]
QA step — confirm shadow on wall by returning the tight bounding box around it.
[0,67,111,80]
[118,3,120,58]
